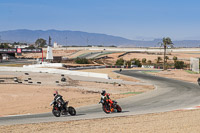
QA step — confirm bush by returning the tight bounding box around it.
[131,58,142,67]
[115,58,125,66]
[174,61,185,69]
[147,60,152,64]
[142,58,147,64]
[75,58,89,64]
[126,60,132,67]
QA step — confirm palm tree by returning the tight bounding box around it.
[159,37,173,70]
[165,56,169,62]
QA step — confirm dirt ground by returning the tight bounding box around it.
[144,69,200,83]
[1,109,200,133]
[1,68,200,132]
[1,54,200,132]
[0,70,153,116]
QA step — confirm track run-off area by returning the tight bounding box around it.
[1,70,200,126]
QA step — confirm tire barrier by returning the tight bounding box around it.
[28,81,33,84]
[37,82,41,84]
[197,78,200,86]
[56,81,59,83]
[28,78,32,80]
[68,65,106,70]
[0,67,109,79]
[61,78,66,82]
[13,77,18,82]
[25,73,29,75]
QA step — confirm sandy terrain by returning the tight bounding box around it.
[0,71,153,116]
[1,68,200,133]
[104,51,200,65]
[1,46,200,132]
[1,109,200,133]
[17,49,77,58]
[144,69,200,83]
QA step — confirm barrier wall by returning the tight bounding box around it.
[23,62,64,68]
[0,67,109,79]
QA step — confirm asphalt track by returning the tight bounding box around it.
[1,70,200,126]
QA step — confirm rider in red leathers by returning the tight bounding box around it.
[101,90,114,112]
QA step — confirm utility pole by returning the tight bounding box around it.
[86,38,89,46]
[48,36,51,46]
[65,36,68,50]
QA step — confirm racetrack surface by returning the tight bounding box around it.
[1,70,200,126]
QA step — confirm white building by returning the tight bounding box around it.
[53,42,62,48]
[14,44,28,48]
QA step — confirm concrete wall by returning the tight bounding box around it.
[0,67,109,79]
[23,62,64,68]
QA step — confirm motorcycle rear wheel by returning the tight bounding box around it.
[68,106,76,116]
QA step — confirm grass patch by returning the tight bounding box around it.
[185,70,199,74]
[121,92,143,95]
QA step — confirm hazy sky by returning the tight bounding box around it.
[1,0,200,40]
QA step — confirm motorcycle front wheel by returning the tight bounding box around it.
[116,104,122,112]
[68,106,76,116]
[103,105,110,114]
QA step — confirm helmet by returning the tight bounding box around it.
[53,91,58,96]
[101,90,106,96]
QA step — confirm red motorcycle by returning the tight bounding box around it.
[99,96,122,113]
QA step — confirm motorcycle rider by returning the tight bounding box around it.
[53,91,67,112]
[101,90,114,111]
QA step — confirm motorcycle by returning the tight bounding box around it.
[99,96,122,114]
[50,100,76,117]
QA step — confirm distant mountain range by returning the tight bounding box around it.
[0,29,200,47]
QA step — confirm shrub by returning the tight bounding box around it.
[147,60,152,64]
[131,58,142,67]
[174,61,185,69]
[115,58,125,66]
[142,58,147,64]
[75,57,89,64]
[173,56,178,63]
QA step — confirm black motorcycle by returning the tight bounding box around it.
[50,100,76,117]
